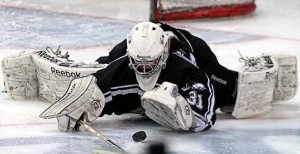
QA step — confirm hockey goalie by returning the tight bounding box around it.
[3,22,297,132]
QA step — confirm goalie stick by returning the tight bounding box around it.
[78,120,128,154]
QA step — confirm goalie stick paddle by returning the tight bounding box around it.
[78,120,128,154]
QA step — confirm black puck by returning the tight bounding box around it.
[132,131,147,142]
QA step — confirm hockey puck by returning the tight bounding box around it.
[132,131,147,142]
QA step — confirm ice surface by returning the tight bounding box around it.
[0,0,299,154]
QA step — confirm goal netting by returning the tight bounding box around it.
[150,0,256,21]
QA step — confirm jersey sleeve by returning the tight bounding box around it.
[96,39,127,64]
[159,22,219,67]
[179,74,216,132]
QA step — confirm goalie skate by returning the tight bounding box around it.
[141,82,194,131]
[40,75,105,120]
[1,51,38,100]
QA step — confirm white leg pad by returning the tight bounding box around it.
[32,51,106,103]
[1,51,38,100]
[2,49,107,102]
[232,56,278,118]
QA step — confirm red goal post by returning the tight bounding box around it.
[149,0,256,21]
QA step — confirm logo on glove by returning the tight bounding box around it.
[91,100,101,111]
[185,105,190,115]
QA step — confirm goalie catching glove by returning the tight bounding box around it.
[39,75,105,131]
[141,82,195,131]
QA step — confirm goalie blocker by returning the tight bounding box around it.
[40,75,105,131]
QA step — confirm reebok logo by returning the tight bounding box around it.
[51,67,81,78]
[211,75,227,85]
[137,55,151,59]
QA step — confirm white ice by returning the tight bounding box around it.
[0,0,299,154]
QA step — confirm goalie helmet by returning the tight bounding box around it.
[127,22,170,91]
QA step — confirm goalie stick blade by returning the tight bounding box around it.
[39,76,95,119]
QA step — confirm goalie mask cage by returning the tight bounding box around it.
[149,0,256,21]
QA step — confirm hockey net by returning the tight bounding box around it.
[150,0,256,21]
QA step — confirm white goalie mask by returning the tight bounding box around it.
[127,22,170,91]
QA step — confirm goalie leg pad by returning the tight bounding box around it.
[232,56,278,118]
[1,51,38,100]
[40,75,105,126]
[141,82,194,131]
[31,51,105,103]
[272,55,298,101]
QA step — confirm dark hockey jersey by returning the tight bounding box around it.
[93,53,216,132]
